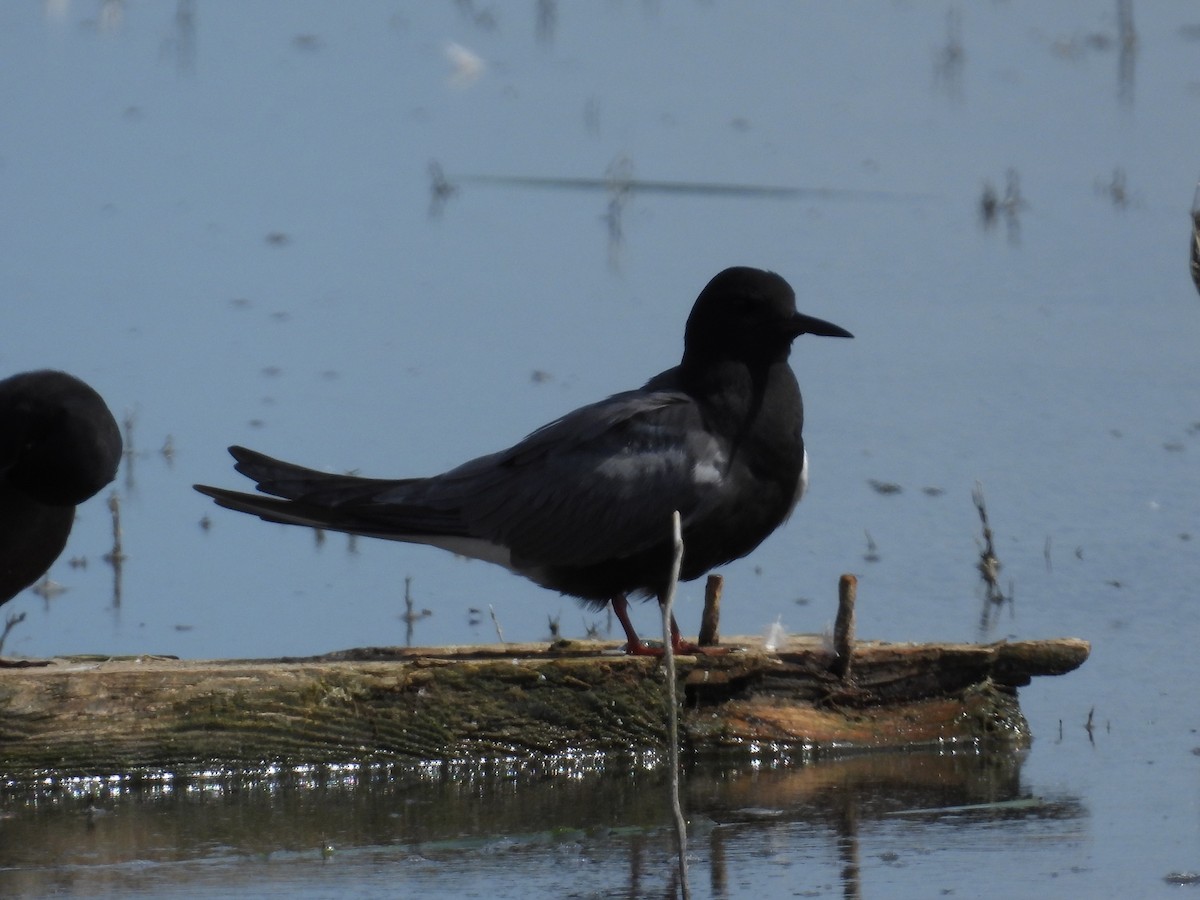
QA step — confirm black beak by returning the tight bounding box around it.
[789,312,854,339]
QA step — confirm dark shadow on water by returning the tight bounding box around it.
[0,750,1085,898]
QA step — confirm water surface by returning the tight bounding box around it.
[1,2,1198,897]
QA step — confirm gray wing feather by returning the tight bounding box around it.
[199,389,727,569]
[405,389,725,566]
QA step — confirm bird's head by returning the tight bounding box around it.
[682,267,853,367]
[0,371,122,506]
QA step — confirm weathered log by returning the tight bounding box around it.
[0,636,1089,775]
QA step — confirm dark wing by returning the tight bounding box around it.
[194,452,436,535]
[196,388,730,570]
[398,388,728,568]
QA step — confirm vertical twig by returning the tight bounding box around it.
[488,604,504,643]
[697,574,722,647]
[972,482,1008,633]
[863,529,879,563]
[661,510,689,899]
[427,161,457,219]
[103,491,126,608]
[832,574,857,680]
[604,155,634,271]
[1115,0,1136,107]
[0,611,27,656]
[403,576,416,648]
[121,410,137,492]
[1191,179,1200,297]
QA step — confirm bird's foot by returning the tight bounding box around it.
[611,593,729,656]
[622,637,729,657]
[622,639,666,657]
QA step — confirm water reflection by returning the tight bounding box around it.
[101,493,126,610]
[1116,0,1137,107]
[0,750,1083,898]
[978,168,1028,245]
[429,159,931,271]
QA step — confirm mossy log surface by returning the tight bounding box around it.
[0,635,1089,775]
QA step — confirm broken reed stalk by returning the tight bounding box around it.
[661,510,690,900]
[833,573,857,680]
[1192,203,1200,297]
[402,576,418,647]
[103,491,125,608]
[0,611,27,656]
[697,574,723,647]
[971,482,1004,605]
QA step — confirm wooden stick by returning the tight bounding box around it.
[697,575,723,647]
[833,573,857,680]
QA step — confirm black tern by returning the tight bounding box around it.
[195,267,852,653]
[0,370,123,605]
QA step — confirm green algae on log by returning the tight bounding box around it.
[0,636,1089,775]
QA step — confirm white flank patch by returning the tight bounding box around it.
[787,448,810,516]
[398,534,513,569]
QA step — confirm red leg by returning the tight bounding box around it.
[611,593,657,656]
[611,594,714,656]
[670,618,701,654]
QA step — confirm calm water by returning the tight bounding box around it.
[2,2,1199,897]
[0,751,1084,899]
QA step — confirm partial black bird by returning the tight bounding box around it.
[0,370,123,605]
[195,267,853,653]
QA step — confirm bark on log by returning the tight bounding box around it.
[0,635,1089,775]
